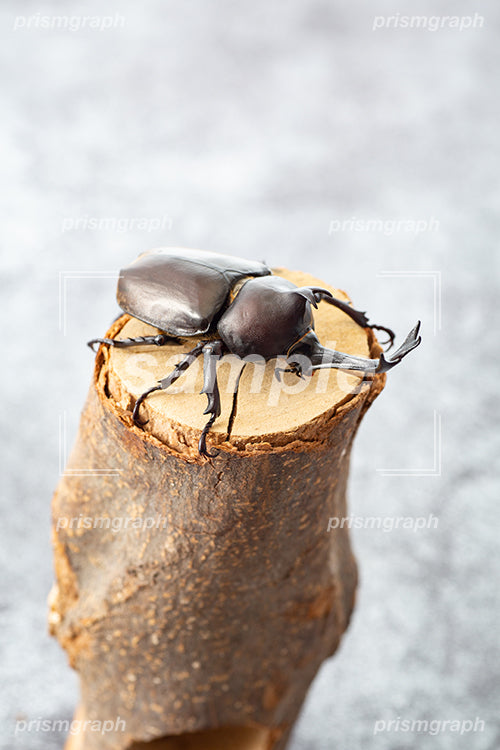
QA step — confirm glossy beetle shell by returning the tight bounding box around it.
[117,247,271,337]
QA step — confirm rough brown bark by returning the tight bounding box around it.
[49,269,385,750]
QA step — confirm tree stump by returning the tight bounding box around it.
[49,268,386,750]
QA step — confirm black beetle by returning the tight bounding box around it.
[89,248,421,457]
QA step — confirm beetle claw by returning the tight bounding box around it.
[87,337,115,351]
[132,403,149,427]
[198,432,220,459]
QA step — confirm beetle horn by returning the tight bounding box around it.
[288,287,333,309]
[291,332,380,376]
[288,323,421,376]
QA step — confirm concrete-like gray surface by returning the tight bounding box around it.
[1,0,499,748]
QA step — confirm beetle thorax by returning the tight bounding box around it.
[217,276,314,359]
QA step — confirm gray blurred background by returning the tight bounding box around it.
[1,0,499,748]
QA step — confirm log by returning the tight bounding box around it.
[49,268,386,750]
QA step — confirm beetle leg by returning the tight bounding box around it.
[88,334,178,352]
[131,384,163,426]
[315,293,396,350]
[132,341,205,426]
[198,341,224,459]
[226,363,247,441]
[369,324,396,349]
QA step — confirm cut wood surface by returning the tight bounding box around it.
[50,268,385,750]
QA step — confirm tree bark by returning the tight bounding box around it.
[49,269,385,750]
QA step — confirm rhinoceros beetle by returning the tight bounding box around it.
[89,248,421,457]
